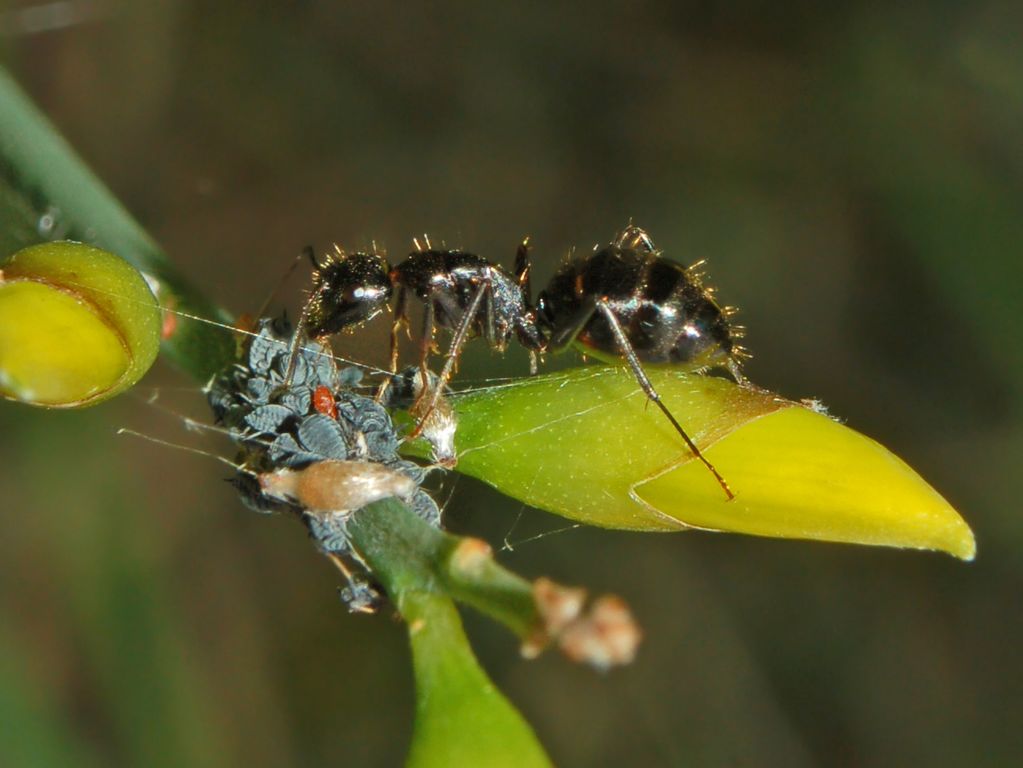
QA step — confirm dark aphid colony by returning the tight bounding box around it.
[289,225,746,498]
[207,317,441,612]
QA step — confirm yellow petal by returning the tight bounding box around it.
[0,280,128,404]
[635,405,976,560]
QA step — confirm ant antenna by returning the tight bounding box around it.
[117,428,256,475]
[250,247,311,321]
[282,246,331,386]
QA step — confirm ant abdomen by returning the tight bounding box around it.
[536,226,745,376]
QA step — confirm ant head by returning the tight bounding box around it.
[533,286,560,334]
[305,248,393,337]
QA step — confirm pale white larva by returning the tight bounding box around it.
[258,459,416,516]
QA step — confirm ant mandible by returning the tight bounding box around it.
[286,226,745,500]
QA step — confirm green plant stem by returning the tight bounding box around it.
[349,500,540,639]
[402,591,552,768]
[349,501,549,766]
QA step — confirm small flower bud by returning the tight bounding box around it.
[0,241,160,407]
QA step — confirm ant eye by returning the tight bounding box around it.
[348,285,388,304]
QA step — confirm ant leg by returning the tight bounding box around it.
[395,297,440,412]
[513,239,546,374]
[389,286,408,375]
[417,298,437,390]
[282,282,324,386]
[546,302,598,353]
[514,237,532,295]
[248,246,315,385]
[593,300,735,501]
[483,274,498,352]
[376,286,409,403]
[409,278,489,439]
[727,358,748,386]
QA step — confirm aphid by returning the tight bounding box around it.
[381,366,458,467]
[290,227,744,498]
[206,317,442,609]
[118,428,403,615]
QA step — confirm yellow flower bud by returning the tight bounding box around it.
[0,241,160,407]
[445,367,975,560]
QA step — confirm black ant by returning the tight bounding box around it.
[284,238,543,385]
[287,226,746,499]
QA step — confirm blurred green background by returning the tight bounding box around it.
[1,2,1020,765]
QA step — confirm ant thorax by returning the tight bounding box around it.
[536,228,745,376]
[391,249,535,350]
